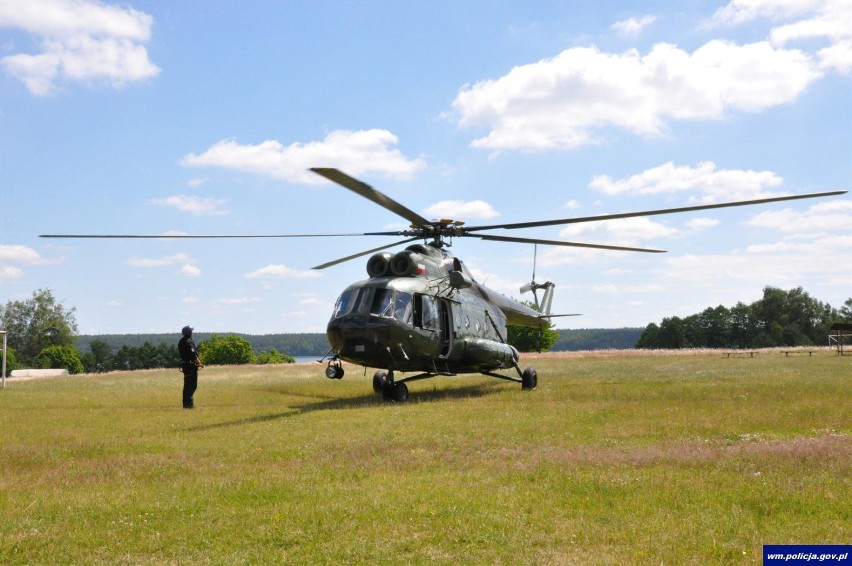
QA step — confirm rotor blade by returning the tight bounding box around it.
[312,237,421,270]
[39,233,368,239]
[475,233,666,253]
[465,190,848,232]
[310,168,432,228]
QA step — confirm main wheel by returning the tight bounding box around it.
[372,370,387,393]
[392,382,409,402]
[521,367,537,390]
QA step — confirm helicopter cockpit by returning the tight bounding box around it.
[331,285,415,326]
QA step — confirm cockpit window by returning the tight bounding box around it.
[332,287,372,318]
[394,292,412,324]
[370,288,394,318]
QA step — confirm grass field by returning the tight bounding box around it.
[1,349,849,564]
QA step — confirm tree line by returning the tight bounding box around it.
[636,286,852,349]
[0,290,295,376]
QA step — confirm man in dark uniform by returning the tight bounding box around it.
[178,325,202,408]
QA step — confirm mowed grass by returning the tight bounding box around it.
[1,351,849,565]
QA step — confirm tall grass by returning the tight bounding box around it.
[1,352,849,564]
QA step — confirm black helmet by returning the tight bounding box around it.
[181,325,194,337]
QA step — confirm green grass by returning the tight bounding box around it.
[1,351,849,564]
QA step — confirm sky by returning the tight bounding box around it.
[0,0,850,336]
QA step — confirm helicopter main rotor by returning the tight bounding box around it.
[40,167,847,270]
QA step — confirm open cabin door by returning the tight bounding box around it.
[413,294,452,358]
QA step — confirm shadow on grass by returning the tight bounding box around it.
[184,380,510,432]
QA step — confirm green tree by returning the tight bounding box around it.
[841,299,852,322]
[3,348,19,377]
[198,334,256,365]
[81,339,115,373]
[507,302,559,352]
[34,345,85,374]
[256,349,295,364]
[0,289,78,365]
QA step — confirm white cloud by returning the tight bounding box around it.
[593,283,665,293]
[611,15,656,37]
[0,244,46,280]
[559,216,679,244]
[564,199,580,210]
[0,266,24,280]
[0,244,43,263]
[245,264,321,280]
[0,0,160,95]
[151,195,229,216]
[126,253,190,268]
[746,199,852,235]
[451,39,820,151]
[686,218,721,231]
[818,39,852,74]
[713,0,852,75]
[424,199,500,219]
[218,297,261,305]
[589,161,785,202]
[181,129,426,184]
[179,264,201,277]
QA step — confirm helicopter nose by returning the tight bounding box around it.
[326,315,393,362]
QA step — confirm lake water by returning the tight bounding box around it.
[292,355,324,364]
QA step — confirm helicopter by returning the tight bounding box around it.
[41,168,846,402]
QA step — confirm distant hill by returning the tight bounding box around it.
[76,328,642,355]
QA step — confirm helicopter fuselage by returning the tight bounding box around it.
[326,243,540,375]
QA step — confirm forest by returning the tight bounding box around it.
[636,286,852,349]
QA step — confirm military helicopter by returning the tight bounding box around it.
[42,168,846,402]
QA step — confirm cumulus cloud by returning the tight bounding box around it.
[424,199,500,219]
[179,263,201,277]
[0,244,46,280]
[451,40,819,151]
[0,0,160,95]
[559,216,679,245]
[713,0,851,74]
[150,195,229,216]
[588,161,786,202]
[126,252,190,267]
[181,129,426,184]
[746,199,852,235]
[245,264,321,280]
[686,218,721,231]
[611,15,656,37]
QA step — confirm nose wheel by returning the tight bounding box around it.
[373,370,409,402]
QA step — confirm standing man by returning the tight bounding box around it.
[178,325,202,409]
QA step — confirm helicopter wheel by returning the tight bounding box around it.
[392,382,409,402]
[521,367,537,390]
[372,370,388,393]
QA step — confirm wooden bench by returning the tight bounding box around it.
[782,351,814,357]
[723,351,757,358]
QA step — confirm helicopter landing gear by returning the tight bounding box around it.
[372,370,387,393]
[325,360,344,380]
[521,367,537,390]
[374,370,409,402]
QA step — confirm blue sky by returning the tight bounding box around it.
[1,0,850,336]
